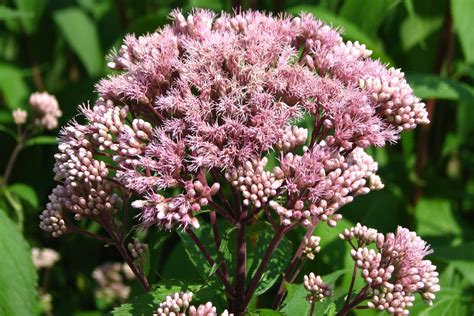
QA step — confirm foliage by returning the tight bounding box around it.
[0,0,473,315]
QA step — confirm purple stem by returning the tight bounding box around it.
[243,225,289,308]
[342,260,359,309]
[272,218,319,308]
[186,228,235,296]
[233,220,247,315]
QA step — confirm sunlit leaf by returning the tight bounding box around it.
[248,224,293,296]
[415,198,462,237]
[53,7,103,76]
[0,63,29,109]
[14,0,46,34]
[8,183,38,208]
[400,14,443,51]
[0,210,37,315]
[24,135,57,147]
[407,73,474,102]
[452,0,474,63]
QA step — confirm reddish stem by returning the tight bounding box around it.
[272,219,318,308]
[243,225,290,308]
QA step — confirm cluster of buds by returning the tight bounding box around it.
[29,92,62,130]
[359,68,430,132]
[92,262,135,303]
[128,239,148,259]
[303,236,321,260]
[274,125,308,151]
[32,248,60,269]
[12,109,28,125]
[133,180,220,230]
[11,91,61,129]
[268,199,313,226]
[339,222,383,246]
[303,273,332,303]
[225,157,283,209]
[273,145,382,227]
[154,292,231,316]
[341,224,440,315]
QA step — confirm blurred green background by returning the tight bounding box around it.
[0,0,473,315]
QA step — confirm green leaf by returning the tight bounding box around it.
[78,0,112,20]
[0,63,29,109]
[0,210,37,315]
[247,309,284,316]
[24,135,57,147]
[14,0,46,34]
[209,227,235,279]
[287,5,393,64]
[452,0,474,63]
[248,224,293,296]
[112,281,218,316]
[2,189,24,229]
[433,242,474,284]
[279,283,310,316]
[8,183,38,208]
[339,0,393,36]
[400,14,443,51]
[53,7,103,76]
[178,224,217,280]
[410,286,468,315]
[0,125,17,139]
[407,73,474,102]
[0,5,32,20]
[415,198,462,237]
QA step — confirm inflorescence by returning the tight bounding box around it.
[153,292,231,316]
[340,223,440,315]
[40,9,428,235]
[37,7,434,315]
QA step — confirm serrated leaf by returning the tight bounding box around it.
[248,224,293,296]
[14,0,46,34]
[24,135,57,147]
[407,73,474,102]
[0,210,37,315]
[452,0,474,63]
[112,281,221,316]
[209,226,235,279]
[112,281,192,316]
[53,7,103,76]
[433,242,474,284]
[178,224,217,280]
[8,183,38,208]
[279,283,310,316]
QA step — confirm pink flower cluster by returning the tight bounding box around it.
[40,9,428,234]
[340,224,440,315]
[153,292,231,316]
[11,91,61,129]
[29,92,62,129]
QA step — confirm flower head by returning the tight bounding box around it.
[29,92,62,129]
[41,9,427,233]
[32,248,60,269]
[342,224,440,315]
[12,109,28,125]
